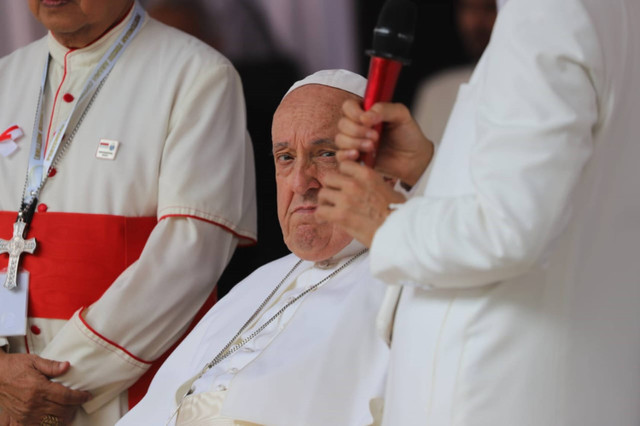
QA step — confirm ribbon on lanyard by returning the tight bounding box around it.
[0,125,24,157]
[23,1,145,207]
[0,125,23,143]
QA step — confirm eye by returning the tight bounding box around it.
[275,152,294,163]
[318,151,336,158]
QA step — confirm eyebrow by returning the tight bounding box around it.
[272,139,336,153]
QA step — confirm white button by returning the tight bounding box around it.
[228,367,239,374]
[216,384,227,391]
[285,296,296,304]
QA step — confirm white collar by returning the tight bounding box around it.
[313,239,367,270]
[47,4,142,69]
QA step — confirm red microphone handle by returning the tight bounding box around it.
[360,56,403,168]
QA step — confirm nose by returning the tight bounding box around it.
[291,158,321,195]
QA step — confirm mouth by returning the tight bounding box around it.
[41,0,71,7]
[292,205,317,214]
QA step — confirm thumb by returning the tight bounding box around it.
[32,356,71,378]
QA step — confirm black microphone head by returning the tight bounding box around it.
[368,0,417,64]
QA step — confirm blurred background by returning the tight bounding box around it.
[0,0,495,295]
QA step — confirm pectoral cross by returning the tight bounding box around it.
[0,220,36,290]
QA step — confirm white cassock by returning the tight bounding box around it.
[0,5,256,424]
[373,0,640,424]
[118,240,389,426]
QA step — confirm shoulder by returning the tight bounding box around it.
[494,0,596,37]
[0,36,48,72]
[120,16,242,101]
[134,16,232,69]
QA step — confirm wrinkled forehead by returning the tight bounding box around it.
[272,85,350,143]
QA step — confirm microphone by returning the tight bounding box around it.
[361,0,417,168]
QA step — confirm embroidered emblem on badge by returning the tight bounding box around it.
[96,139,120,160]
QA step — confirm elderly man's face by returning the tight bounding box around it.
[272,85,358,261]
[28,0,133,48]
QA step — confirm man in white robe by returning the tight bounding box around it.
[0,1,256,424]
[117,69,389,426]
[317,0,640,424]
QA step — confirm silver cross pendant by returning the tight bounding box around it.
[0,220,36,290]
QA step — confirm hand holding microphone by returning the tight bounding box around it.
[360,0,417,168]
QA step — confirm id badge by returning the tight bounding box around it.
[0,270,29,336]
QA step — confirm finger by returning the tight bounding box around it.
[341,98,366,120]
[4,392,81,425]
[317,186,341,208]
[315,201,351,227]
[339,160,378,182]
[31,356,70,378]
[314,204,336,224]
[43,381,92,406]
[337,113,378,140]
[24,404,77,426]
[369,102,413,127]
[336,148,360,162]
[321,172,344,190]
[343,99,386,128]
[335,131,374,155]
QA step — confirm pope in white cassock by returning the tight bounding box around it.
[0,0,256,424]
[117,70,389,426]
[317,0,640,425]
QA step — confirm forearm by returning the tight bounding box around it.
[39,218,237,412]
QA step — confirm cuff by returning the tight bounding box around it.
[39,309,152,414]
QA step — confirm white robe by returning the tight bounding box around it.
[0,7,256,424]
[118,242,389,426]
[373,0,640,424]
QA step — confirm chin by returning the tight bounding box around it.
[285,230,351,262]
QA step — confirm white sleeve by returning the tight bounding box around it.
[370,0,601,289]
[39,217,237,413]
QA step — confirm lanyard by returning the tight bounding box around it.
[21,1,145,218]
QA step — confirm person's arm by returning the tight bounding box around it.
[40,219,237,412]
[39,59,256,412]
[370,0,602,289]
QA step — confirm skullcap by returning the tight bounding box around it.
[284,69,367,100]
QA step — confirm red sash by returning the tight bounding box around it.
[0,211,157,318]
[0,211,218,408]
